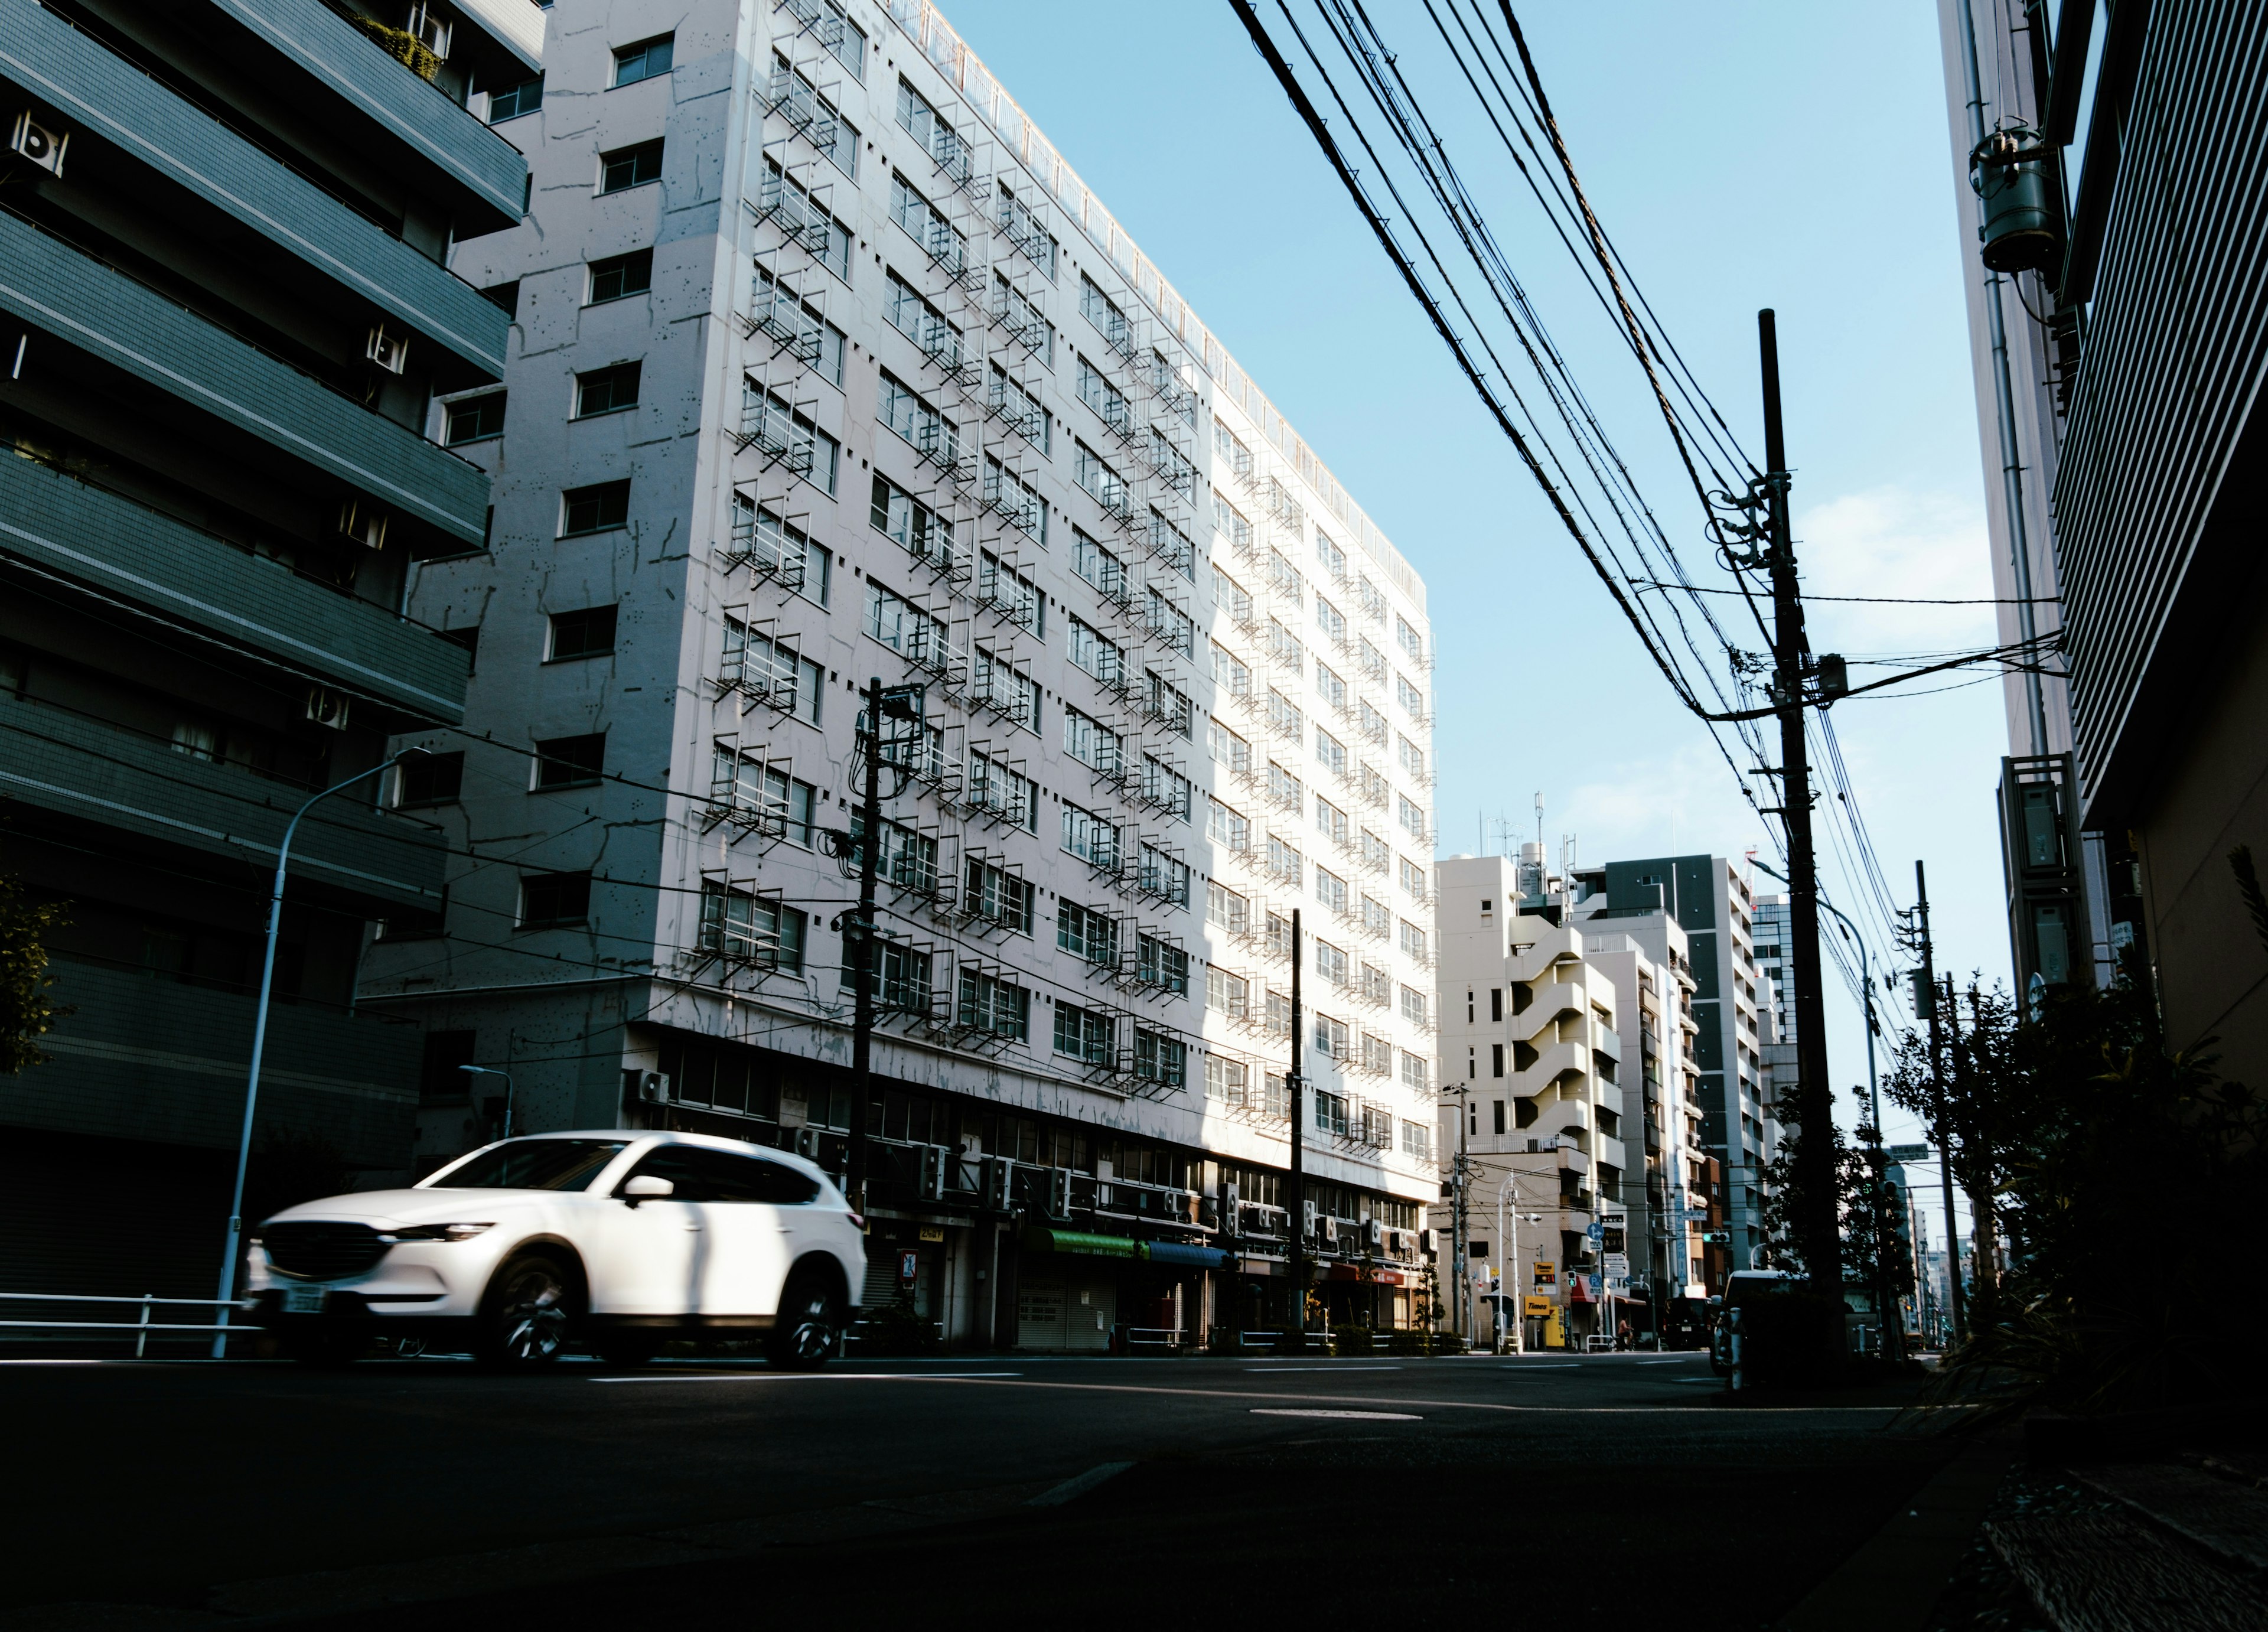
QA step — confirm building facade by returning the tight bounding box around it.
[1935,0,2266,1074]
[361,0,1441,1347]
[0,0,529,1293]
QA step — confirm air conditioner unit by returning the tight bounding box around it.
[9,110,67,177]
[1321,1217,1340,1247]
[1301,1200,1318,1241]
[919,1145,947,1202]
[1366,1219,1384,1250]
[337,499,389,550]
[366,324,409,374]
[794,1126,820,1159]
[406,4,452,57]
[1419,1227,1439,1260]
[637,1071,670,1104]
[303,686,351,730]
[1048,1167,1072,1219]
[982,1155,1014,1212]
[1387,1229,1406,1256]
[1218,1181,1240,1229]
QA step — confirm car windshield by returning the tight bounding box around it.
[427,1139,628,1191]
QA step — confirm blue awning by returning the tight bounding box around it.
[1139,1241,1233,1269]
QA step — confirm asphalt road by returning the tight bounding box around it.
[0,1351,1958,1630]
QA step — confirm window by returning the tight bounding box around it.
[1312,1090,1350,1136]
[1315,597,1347,648]
[1401,1120,1432,1162]
[1207,881,1250,935]
[780,0,865,77]
[1361,894,1391,935]
[895,76,961,168]
[1398,733,1425,780]
[519,870,592,928]
[561,480,630,536]
[1207,797,1250,853]
[1358,698,1389,746]
[1074,440,1128,517]
[993,275,1054,365]
[877,370,959,467]
[752,265,846,385]
[1397,674,1426,718]
[1358,576,1387,620]
[548,605,618,662]
[612,35,673,86]
[979,550,1044,634]
[1399,796,1428,842]
[856,938,933,1012]
[1213,493,1253,552]
[698,883,806,970]
[1147,672,1193,738]
[1362,829,1390,870]
[1205,1056,1249,1106]
[534,732,605,790]
[1401,984,1428,1025]
[1363,962,1392,1005]
[1314,664,1347,715]
[984,457,1046,542]
[1152,348,1195,426]
[1314,868,1348,914]
[1211,641,1252,699]
[712,748,816,845]
[1148,589,1194,657]
[1267,759,1302,808]
[731,494,832,605]
[599,139,664,193]
[588,249,653,304]
[967,748,1038,832]
[1311,1014,1348,1061]
[1315,796,1349,845]
[480,281,520,319]
[1137,934,1189,996]
[1143,755,1192,821]
[1401,1051,1430,1092]
[869,473,957,570]
[1134,1028,1186,1089]
[1214,566,1253,624]
[1399,920,1428,962]
[1269,548,1304,601]
[575,362,641,418]
[1149,427,1194,495]
[1080,273,1132,357]
[1358,636,1388,680]
[1073,531,1129,602]
[720,617,822,722]
[988,365,1049,452]
[1358,763,1390,809]
[963,856,1034,934]
[1317,531,1347,579]
[958,969,1031,1040]
[1267,833,1302,885]
[1397,614,1426,664]
[488,73,542,122]
[1057,902,1117,968]
[1214,418,1253,477]
[1267,688,1303,739]
[1315,729,1348,779]
[889,171,967,278]
[996,181,1058,277]
[972,645,1041,729]
[1267,617,1303,674]
[1208,720,1251,775]
[767,53,858,177]
[1315,940,1349,986]
[759,159,853,280]
[397,750,464,807]
[740,379,840,494]
[885,271,962,373]
[1067,617,1123,686]
[1063,707,1123,776]
[1054,1002,1116,1066]
[1207,966,1249,1018]
[1139,843,1191,906]
[863,581,954,670]
[1061,802,1119,870]
[445,393,506,445]
[1361,1031,1393,1076]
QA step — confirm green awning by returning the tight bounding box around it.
[1022,1227,1138,1259]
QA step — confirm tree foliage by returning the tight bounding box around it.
[0,861,70,1075]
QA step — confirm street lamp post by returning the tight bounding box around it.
[459,1065,516,1139]
[209,748,426,1358]
[1496,1172,1540,1354]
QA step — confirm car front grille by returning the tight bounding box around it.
[262,1221,387,1281]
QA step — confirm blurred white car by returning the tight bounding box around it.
[247,1132,866,1368]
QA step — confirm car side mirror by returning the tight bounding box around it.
[622,1175,674,1206]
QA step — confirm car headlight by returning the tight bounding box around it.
[377,1222,496,1243]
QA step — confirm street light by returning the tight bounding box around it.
[209,747,428,1358]
[1496,1170,1541,1354]
[459,1065,516,1139]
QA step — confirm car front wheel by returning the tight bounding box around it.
[765,1269,841,1370]
[477,1251,576,1370]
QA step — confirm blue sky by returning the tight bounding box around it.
[929,1,2008,1250]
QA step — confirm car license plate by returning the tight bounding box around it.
[282,1284,327,1314]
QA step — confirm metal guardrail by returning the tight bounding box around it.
[0,1292,252,1357]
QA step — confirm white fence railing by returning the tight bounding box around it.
[0,1292,250,1357]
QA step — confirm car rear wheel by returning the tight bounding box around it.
[765,1269,840,1370]
[476,1251,576,1370]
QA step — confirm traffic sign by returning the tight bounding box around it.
[1604,1253,1629,1277]
[1585,1220,1604,1242]
[1885,1143,1933,1165]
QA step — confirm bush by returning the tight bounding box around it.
[1329,1325,1376,1357]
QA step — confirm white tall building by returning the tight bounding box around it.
[361,0,1440,1346]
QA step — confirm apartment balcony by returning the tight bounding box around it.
[0,210,487,548]
[205,0,528,234]
[4,0,509,380]
[9,957,420,1163]
[1517,1037,1589,1088]
[1,454,469,725]
[0,697,446,910]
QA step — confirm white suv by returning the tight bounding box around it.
[247,1132,866,1368]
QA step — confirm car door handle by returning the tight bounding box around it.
[683,1222,704,1232]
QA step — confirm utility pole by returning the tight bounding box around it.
[1757,310,1842,1299]
[1451,1088,1469,1344]
[1909,861,1964,1343]
[843,676,886,1211]
[1287,907,1307,1339]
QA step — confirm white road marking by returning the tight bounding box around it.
[591,1371,1025,1384]
[1027,1461,1134,1506]
[1242,1365,1403,1374]
[1253,1408,1422,1421]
